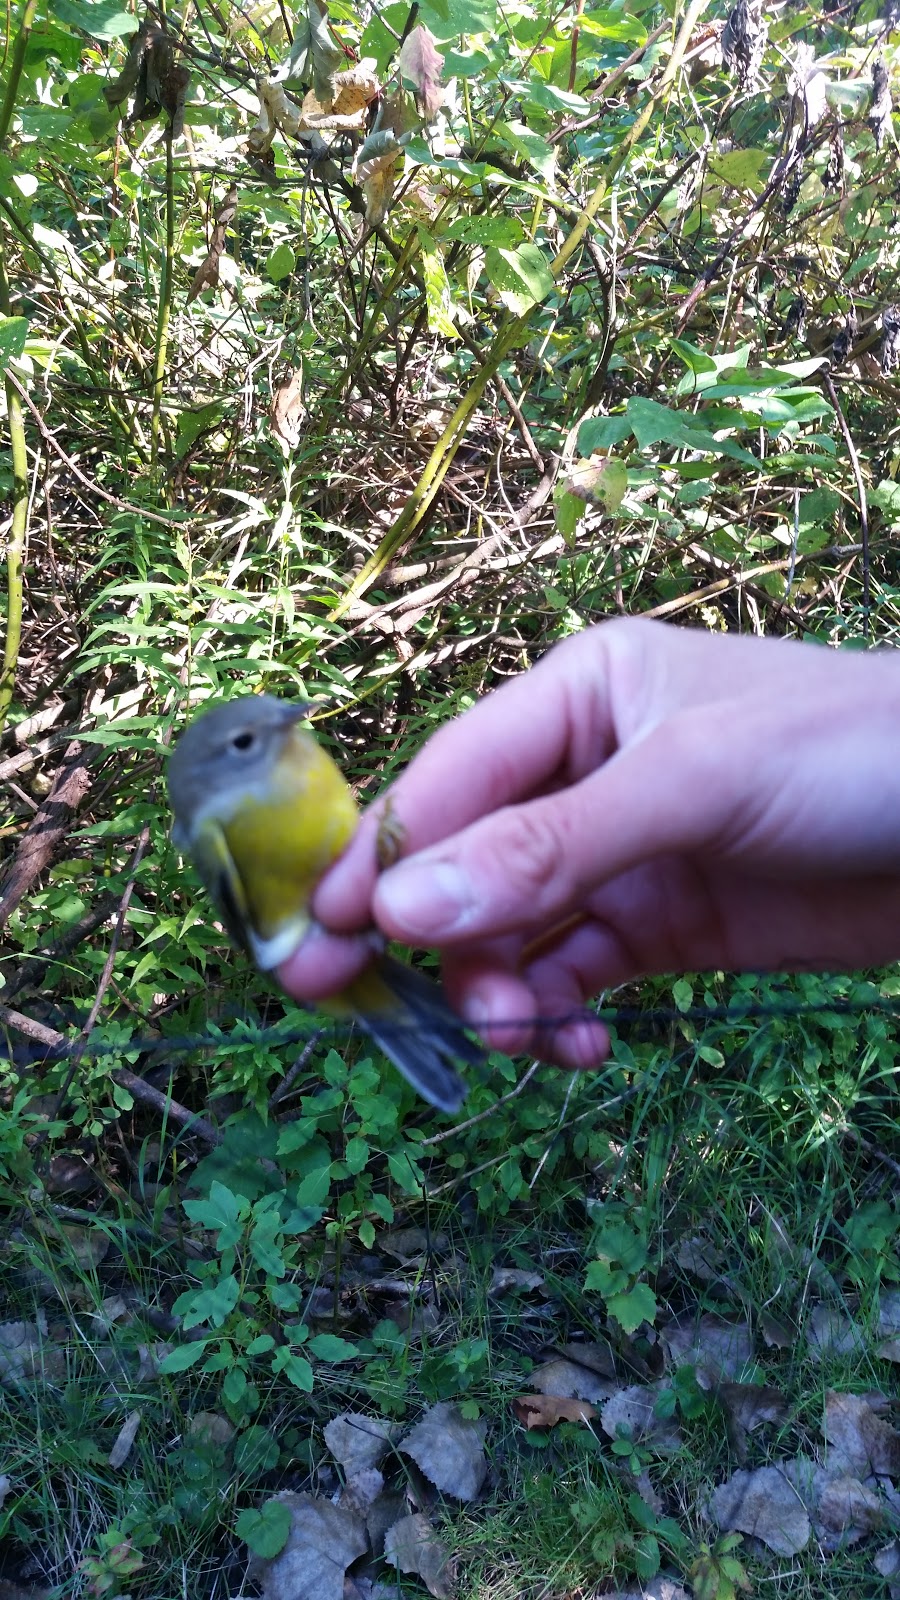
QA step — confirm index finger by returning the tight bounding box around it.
[314,629,616,932]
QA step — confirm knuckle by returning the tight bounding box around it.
[496,805,566,902]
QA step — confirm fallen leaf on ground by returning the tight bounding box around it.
[818,1473,884,1534]
[324,1412,402,1473]
[719,1381,787,1432]
[805,1304,865,1360]
[401,1403,487,1501]
[188,1411,235,1447]
[875,1538,900,1576]
[248,1492,367,1600]
[824,1390,900,1477]
[878,1290,900,1362]
[784,1455,881,1550]
[490,1266,544,1294]
[379,1227,446,1262]
[530,1357,615,1404]
[760,1310,797,1350]
[711,1465,810,1555]
[512,1393,597,1429]
[555,1340,617,1379]
[339,1467,384,1518]
[0,1316,64,1385]
[108,1409,141,1469]
[384,1511,453,1599]
[601,1384,682,1454]
[592,1581,689,1600]
[366,1487,407,1557]
[674,1233,726,1282]
[662,1314,753,1385]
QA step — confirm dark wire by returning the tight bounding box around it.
[3,991,898,1067]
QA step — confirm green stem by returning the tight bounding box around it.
[150,130,176,465]
[328,0,709,620]
[0,0,38,145]
[0,225,27,732]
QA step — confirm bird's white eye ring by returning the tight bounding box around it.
[232,732,255,751]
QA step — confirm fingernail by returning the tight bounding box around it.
[377,858,474,937]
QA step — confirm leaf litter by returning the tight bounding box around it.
[249,1403,485,1597]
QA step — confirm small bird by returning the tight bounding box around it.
[167,696,481,1112]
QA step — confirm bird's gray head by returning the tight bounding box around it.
[167,695,306,840]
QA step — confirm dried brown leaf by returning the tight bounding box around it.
[384,1511,453,1599]
[248,1492,367,1600]
[187,186,237,306]
[103,21,154,107]
[875,1539,900,1577]
[0,1315,64,1385]
[188,1411,235,1447]
[824,1390,900,1478]
[379,1227,445,1262]
[324,1412,401,1474]
[674,1233,726,1282]
[490,1266,544,1295]
[806,1303,865,1360]
[531,1356,615,1405]
[352,129,404,225]
[662,1313,753,1386]
[590,1582,689,1600]
[600,1384,682,1454]
[400,1403,487,1501]
[719,1381,788,1433]
[711,1465,810,1556]
[512,1393,598,1429]
[818,1474,884,1534]
[108,1409,141,1470]
[339,1467,384,1519]
[398,24,444,120]
[555,1340,617,1379]
[760,1310,797,1350]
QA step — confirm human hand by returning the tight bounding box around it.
[279,619,900,1068]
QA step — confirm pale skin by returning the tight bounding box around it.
[278,618,900,1069]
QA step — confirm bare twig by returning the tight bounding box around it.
[0,742,93,929]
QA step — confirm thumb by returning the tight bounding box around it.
[371,712,736,944]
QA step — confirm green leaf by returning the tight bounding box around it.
[577,9,648,42]
[308,1333,360,1362]
[606,1282,657,1334]
[179,1273,240,1330]
[566,457,627,513]
[0,316,29,375]
[267,242,295,282]
[236,1500,292,1558]
[175,401,224,459]
[672,977,693,1012]
[51,0,136,39]
[577,414,632,453]
[272,1347,314,1390]
[158,1339,210,1373]
[708,148,768,193]
[419,0,498,41]
[443,214,524,246]
[418,227,459,338]
[498,121,556,182]
[485,243,555,314]
[233,1425,279,1477]
[249,1211,287,1277]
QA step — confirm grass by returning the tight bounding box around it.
[1,986,898,1597]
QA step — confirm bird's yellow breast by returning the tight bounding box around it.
[220,728,359,939]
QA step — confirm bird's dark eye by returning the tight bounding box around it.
[232,732,254,752]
